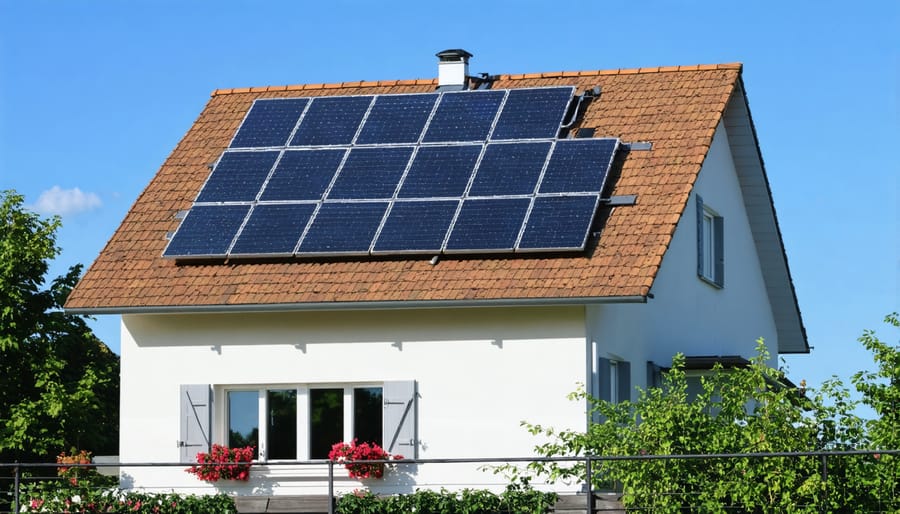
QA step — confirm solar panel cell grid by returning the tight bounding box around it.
[373,200,458,253]
[491,87,573,140]
[230,204,316,255]
[468,142,551,196]
[356,94,438,145]
[398,145,481,198]
[196,151,279,203]
[327,147,414,200]
[260,149,346,201]
[445,198,531,251]
[162,205,249,257]
[290,96,373,146]
[540,139,618,194]
[230,98,309,148]
[422,90,504,142]
[299,202,389,254]
[519,195,599,250]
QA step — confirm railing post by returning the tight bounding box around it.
[13,463,20,514]
[585,455,594,514]
[820,453,827,513]
[328,460,335,514]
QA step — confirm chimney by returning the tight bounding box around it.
[436,49,473,90]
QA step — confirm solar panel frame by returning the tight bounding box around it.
[326,146,415,200]
[444,197,532,253]
[259,149,347,202]
[297,201,389,255]
[517,194,601,252]
[397,144,482,199]
[421,89,505,143]
[467,141,552,197]
[539,138,620,194]
[371,200,459,254]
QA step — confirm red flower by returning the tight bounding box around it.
[328,440,400,479]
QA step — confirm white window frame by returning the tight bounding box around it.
[696,195,724,288]
[219,383,382,462]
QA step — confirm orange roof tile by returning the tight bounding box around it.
[65,64,743,312]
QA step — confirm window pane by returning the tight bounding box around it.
[228,391,259,459]
[353,387,383,445]
[267,390,297,460]
[310,389,344,459]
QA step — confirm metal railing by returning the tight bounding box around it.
[2,449,899,513]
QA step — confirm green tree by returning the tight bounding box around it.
[0,190,119,462]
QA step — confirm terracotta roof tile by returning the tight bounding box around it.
[66,64,742,311]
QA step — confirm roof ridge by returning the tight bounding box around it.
[210,63,743,97]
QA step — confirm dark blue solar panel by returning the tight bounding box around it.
[260,149,345,201]
[373,200,457,252]
[446,198,530,251]
[196,151,279,202]
[519,195,599,250]
[422,90,504,142]
[230,204,316,255]
[230,98,309,148]
[356,94,438,144]
[540,139,618,194]
[163,205,249,257]
[327,147,413,199]
[468,142,551,196]
[298,202,388,254]
[290,96,372,146]
[491,87,573,140]
[398,145,481,198]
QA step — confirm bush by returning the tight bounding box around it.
[335,482,557,513]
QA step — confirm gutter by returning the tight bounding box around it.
[64,295,648,316]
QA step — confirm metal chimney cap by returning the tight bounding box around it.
[436,49,473,62]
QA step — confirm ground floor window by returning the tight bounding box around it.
[225,385,385,461]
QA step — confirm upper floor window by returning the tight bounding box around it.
[696,195,724,288]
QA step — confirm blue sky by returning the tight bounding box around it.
[1,1,897,403]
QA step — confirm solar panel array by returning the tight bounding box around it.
[163,86,620,259]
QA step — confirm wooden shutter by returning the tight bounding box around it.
[597,358,612,403]
[179,384,211,463]
[383,381,417,458]
[696,194,705,278]
[714,215,724,287]
[618,361,631,402]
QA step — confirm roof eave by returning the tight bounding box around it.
[64,294,649,316]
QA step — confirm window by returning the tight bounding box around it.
[696,195,724,287]
[598,358,631,404]
[211,381,416,462]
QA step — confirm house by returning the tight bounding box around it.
[64,50,807,496]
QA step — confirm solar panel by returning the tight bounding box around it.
[356,94,438,144]
[518,195,599,250]
[290,96,373,146]
[230,98,309,148]
[445,198,531,252]
[398,145,481,198]
[196,151,279,203]
[327,147,414,199]
[167,87,621,260]
[468,142,551,196]
[491,87,574,140]
[540,139,619,194]
[373,200,458,253]
[298,202,388,254]
[260,149,346,201]
[162,205,249,257]
[422,90,504,142]
[230,204,316,256]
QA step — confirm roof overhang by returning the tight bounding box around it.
[65,294,648,316]
[723,78,809,354]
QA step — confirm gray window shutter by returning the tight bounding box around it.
[696,194,705,278]
[618,361,631,402]
[179,384,211,463]
[714,215,724,287]
[646,362,662,389]
[598,358,612,403]
[383,381,417,458]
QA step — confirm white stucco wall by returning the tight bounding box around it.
[586,121,778,399]
[119,306,587,495]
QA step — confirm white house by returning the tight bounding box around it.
[65,51,807,497]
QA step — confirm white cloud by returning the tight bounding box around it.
[32,186,102,216]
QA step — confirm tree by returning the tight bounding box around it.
[0,190,119,463]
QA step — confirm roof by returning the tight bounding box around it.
[63,62,806,352]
